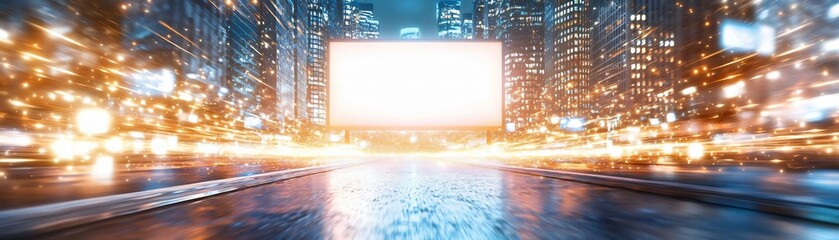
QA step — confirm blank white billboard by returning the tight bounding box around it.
[328,41,503,130]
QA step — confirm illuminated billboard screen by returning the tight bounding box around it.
[328,41,503,130]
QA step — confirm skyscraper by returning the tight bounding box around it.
[274,0,310,123]
[306,0,373,126]
[343,0,379,39]
[677,0,760,120]
[400,27,421,39]
[462,13,474,39]
[342,0,357,38]
[254,1,281,131]
[219,0,313,131]
[496,0,545,131]
[437,0,462,39]
[124,0,227,86]
[356,3,380,39]
[473,0,488,39]
[471,0,502,39]
[545,0,592,123]
[485,0,501,39]
[225,0,263,129]
[306,0,342,126]
[591,0,680,128]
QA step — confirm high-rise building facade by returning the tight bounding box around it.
[225,0,261,121]
[462,13,474,39]
[473,0,501,39]
[356,3,380,39]
[124,0,227,86]
[274,0,310,123]
[437,0,462,39]
[306,0,340,125]
[677,0,760,120]
[308,0,374,126]
[221,0,311,130]
[473,0,488,39]
[342,0,379,39]
[545,0,592,122]
[591,0,680,128]
[218,0,315,130]
[486,0,501,39]
[496,0,545,131]
[400,27,421,39]
[342,0,358,38]
[4,0,309,138]
[254,1,281,130]
[305,0,323,125]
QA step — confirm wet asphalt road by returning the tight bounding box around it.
[44,158,839,239]
[498,158,839,207]
[0,157,351,210]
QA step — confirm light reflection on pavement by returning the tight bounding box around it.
[44,158,839,239]
[0,156,350,210]
[497,158,839,206]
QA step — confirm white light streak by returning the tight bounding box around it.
[688,143,705,160]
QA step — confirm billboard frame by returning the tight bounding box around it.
[325,39,504,131]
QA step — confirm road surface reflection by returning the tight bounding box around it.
[0,155,350,210]
[498,158,839,207]
[46,158,839,239]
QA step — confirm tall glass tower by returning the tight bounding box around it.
[462,13,474,39]
[545,0,592,122]
[356,3,380,39]
[437,0,462,39]
[591,0,680,127]
[473,0,488,39]
[307,0,344,125]
[400,27,421,39]
[496,0,545,131]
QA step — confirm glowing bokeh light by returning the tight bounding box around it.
[76,108,112,135]
[688,143,705,160]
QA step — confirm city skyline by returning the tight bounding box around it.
[1,0,834,134]
[362,0,474,39]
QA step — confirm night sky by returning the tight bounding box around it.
[363,0,474,39]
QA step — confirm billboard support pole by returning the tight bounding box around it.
[344,130,351,144]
